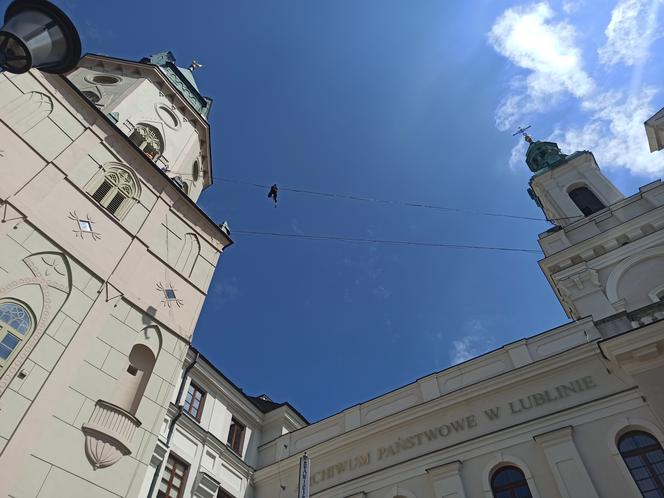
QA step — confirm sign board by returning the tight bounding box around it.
[298,453,310,498]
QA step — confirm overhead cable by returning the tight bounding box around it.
[212,176,582,223]
[233,229,542,254]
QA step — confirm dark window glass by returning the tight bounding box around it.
[0,302,33,366]
[491,466,533,498]
[217,489,234,498]
[227,418,246,456]
[183,382,206,420]
[569,186,605,216]
[157,454,188,498]
[619,431,664,497]
[82,91,100,103]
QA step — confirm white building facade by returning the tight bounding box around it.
[0,51,231,498]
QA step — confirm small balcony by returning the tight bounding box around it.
[81,400,141,470]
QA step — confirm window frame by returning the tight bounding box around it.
[129,123,164,161]
[85,165,140,220]
[227,417,246,456]
[490,465,533,498]
[157,453,189,498]
[618,430,664,496]
[183,381,206,421]
[0,300,35,372]
[568,185,606,217]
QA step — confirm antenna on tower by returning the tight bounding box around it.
[513,125,533,143]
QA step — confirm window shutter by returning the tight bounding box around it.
[106,192,126,215]
[92,180,113,203]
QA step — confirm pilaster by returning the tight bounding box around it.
[426,461,467,498]
[534,426,599,498]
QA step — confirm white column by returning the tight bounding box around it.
[426,461,467,498]
[534,426,599,498]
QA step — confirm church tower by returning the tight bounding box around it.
[524,135,664,326]
[0,50,231,498]
[67,51,213,202]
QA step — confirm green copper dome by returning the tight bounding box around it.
[526,140,567,173]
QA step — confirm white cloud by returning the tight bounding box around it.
[213,277,241,302]
[492,2,664,176]
[553,87,664,175]
[448,320,495,365]
[598,0,663,67]
[562,0,584,13]
[488,2,594,130]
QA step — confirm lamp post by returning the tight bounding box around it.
[0,0,81,74]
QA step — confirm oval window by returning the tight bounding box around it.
[156,105,179,128]
[91,74,121,85]
[192,161,200,182]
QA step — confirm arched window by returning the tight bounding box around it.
[129,123,164,160]
[113,344,156,415]
[1,91,53,134]
[491,466,533,498]
[87,166,140,219]
[569,186,605,216]
[0,301,34,371]
[175,233,200,277]
[619,431,664,496]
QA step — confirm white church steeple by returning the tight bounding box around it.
[527,136,664,325]
[525,136,624,226]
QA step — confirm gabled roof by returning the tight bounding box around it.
[190,346,309,425]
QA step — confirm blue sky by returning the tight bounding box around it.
[43,0,664,421]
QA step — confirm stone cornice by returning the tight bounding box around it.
[255,342,609,479]
[541,204,664,270]
[600,320,664,375]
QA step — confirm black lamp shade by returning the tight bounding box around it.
[0,0,81,74]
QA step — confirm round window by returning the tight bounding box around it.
[192,161,200,182]
[90,74,121,85]
[156,105,180,128]
[82,91,100,104]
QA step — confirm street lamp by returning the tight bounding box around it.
[0,0,81,74]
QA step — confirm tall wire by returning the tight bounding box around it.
[233,229,542,254]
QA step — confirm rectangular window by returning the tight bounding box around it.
[183,382,206,421]
[217,489,234,498]
[157,454,188,498]
[227,418,246,456]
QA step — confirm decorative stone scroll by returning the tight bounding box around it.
[81,400,141,469]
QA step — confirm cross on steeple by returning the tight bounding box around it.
[188,60,203,72]
[513,125,533,143]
